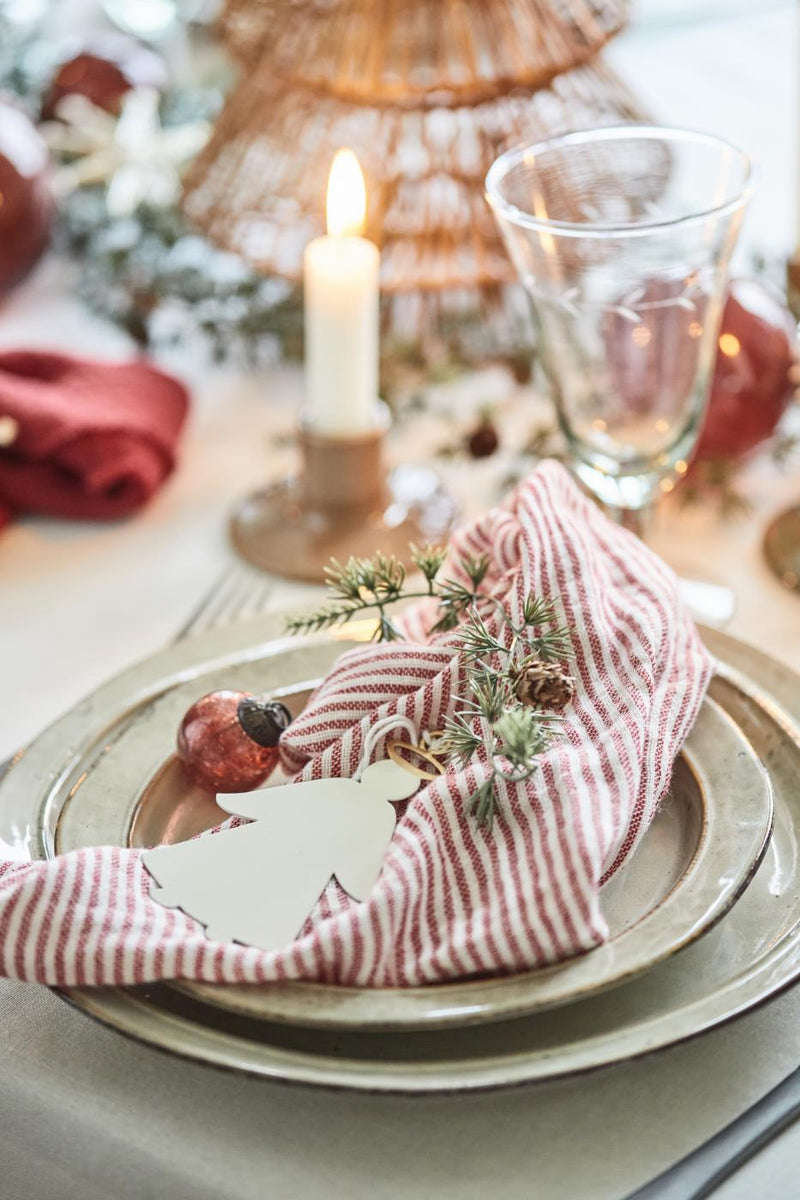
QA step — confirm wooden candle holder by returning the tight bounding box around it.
[229,404,456,582]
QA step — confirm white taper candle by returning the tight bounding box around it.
[304,150,380,435]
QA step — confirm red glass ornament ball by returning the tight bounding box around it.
[0,101,53,297]
[41,33,168,119]
[695,279,797,462]
[177,690,291,794]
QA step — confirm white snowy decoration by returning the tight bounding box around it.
[43,89,209,217]
[143,759,420,952]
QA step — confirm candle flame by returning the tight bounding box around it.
[326,148,367,238]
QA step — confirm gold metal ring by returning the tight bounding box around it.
[421,729,445,749]
[386,738,445,781]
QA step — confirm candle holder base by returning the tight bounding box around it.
[230,415,457,581]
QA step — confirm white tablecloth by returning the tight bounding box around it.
[2,4,800,1197]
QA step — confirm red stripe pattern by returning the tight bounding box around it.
[0,462,713,987]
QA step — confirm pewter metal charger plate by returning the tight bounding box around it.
[0,619,793,1090]
[0,616,771,1035]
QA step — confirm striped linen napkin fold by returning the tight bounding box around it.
[0,461,713,988]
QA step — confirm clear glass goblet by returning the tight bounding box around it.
[486,125,755,535]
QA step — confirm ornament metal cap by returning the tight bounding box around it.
[237,697,292,747]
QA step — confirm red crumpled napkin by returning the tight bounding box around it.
[0,350,189,528]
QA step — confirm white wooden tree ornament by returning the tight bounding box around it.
[143,758,420,952]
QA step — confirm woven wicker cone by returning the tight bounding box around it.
[184,0,644,353]
[183,61,646,294]
[218,0,627,107]
[383,281,533,360]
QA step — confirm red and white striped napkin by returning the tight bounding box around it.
[0,462,713,988]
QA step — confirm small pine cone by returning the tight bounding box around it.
[515,661,575,710]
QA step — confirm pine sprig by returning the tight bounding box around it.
[457,610,508,661]
[287,545,574,828]
[437,713,484,765]
[520,594,558,627]
[429,577,477,633]
[324,558,366,601]
[409,543,448,590]
[461,553,490,590]
[523,625,574,664]
[472,778,498,829]
[288,553,410,638]
[493,707,552,773]
[327,552,407,602]
[463,667,513,722]
[285,601,363,635]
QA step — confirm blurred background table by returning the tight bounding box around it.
[1,2,799,1197]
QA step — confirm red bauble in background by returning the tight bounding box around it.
[695,279,797,462]
[177,690,292,794]
[0,100,53,296]
[41,33,168,119]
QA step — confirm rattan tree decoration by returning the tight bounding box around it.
[182,0,642,361]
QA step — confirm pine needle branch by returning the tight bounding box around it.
[286,542,575,829]
[472,779,498,831]
[464,667,513,722]
[461,552,490,590]
[524,625,574,664]
[410,543,448,591]
[437,714,484,765]
[457,610,508,661]
[285,601,364,635]
[520,593,558,629]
